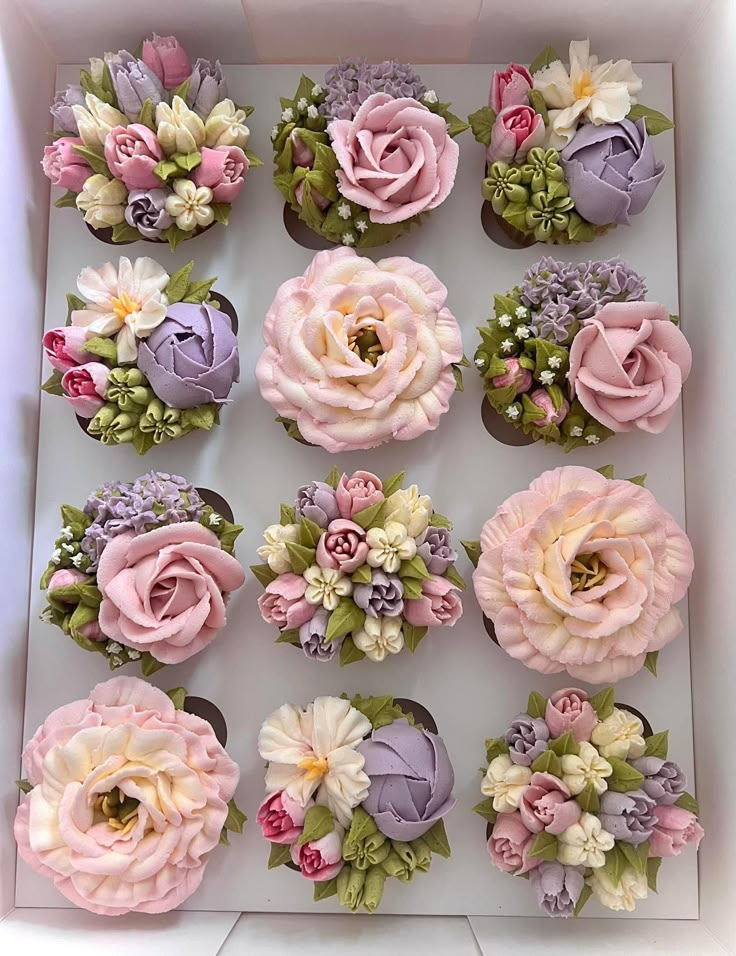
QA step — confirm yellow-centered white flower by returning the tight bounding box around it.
[366,521,416,573]
[353,616,404,662]
[303,565,352,610]
[481,754,532,813]
[384,485,433,537]
[75,175,127,230]
[557,812,615,868]
[258,696,371,827]
[205,99,251,149]
[257,524,300,574]
[561,741,613,795]
[591,708,646,760]
[156,96,206,155]
[72,93,128,148]
[588,866,649,911]
[165,180,214,232]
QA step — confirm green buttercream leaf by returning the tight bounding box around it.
[607,756,645,792]
[596,464,615,480]
[529,46,562,75]
[461,539,481,568]
[137,98,156,131]
[429,512,452,530]
[399,554,430,580]
[620,840,649,876]
[165,687,187,710]
[528,831,558,862]
[530,749,562,777]
[444,565,466,592]
[275,629,301,646]
[351,565,373,586]
[575,782,600,813]
[313,877,338,901]
[350,696,397,731]
[325,466,341,489]
[284,540,315,574]
[485,737,510,764]
[244,149,263,168]
[401,577,424,600]
[472,797,498,824]
[250,563,277,588]
[60,504,88,526]
[549,732,579,757]
[211,202,231,225]
[675,791,700,815]
[528,89,549,123]
[171,78,191,101]
[402,622,428,653]
[82,336,117,363]
[589,687,615,720]
[279,503,296,526]
[452,364,464,392]
[527,691,547,719]
[299,516,323,548]
[173,151,201,172]
[602,844,628,886]
[55,189,80,209]
[644,651,659,676]
[111,221,141,244]
[163,225,188,251]
[140,652,166,676]
[268,842,291,869]
[71,143,110,176]
[566,212,596,244]
[180,403,216,431]
[353,500,386,530]
[644,731,669,759]
[422,819,451,858]
[647,856,662,892]
[574,882,592,916]
[80,68,114,105]
[16,778,33,794]
[627,103,674,135]
[221,798,247,843]
[165,261,195,303]
[325,598,365,644]
[382,471,406,498]
[182,278,217,304]
[154,159,185,182]
[41,371,65,396]
[340,636,366,666]
[297,804,334,846]
[468,106,496,146]
[627,474,648,487]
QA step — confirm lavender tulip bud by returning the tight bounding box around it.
[504,713,550,766]
[630,757,687,806]
[416,526,458,576]
[599,789,656,845]
[299,608,336,662]
[353,569,404,618]
[295,481,340,528]
[51,85,87,133]
[107,50,166,122]
[530,861,585,918]
[186,58,229,119]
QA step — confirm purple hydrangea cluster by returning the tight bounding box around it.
[81,472,205,569]
[321,59,427,121]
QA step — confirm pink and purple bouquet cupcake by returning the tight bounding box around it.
[475,687,702,916]
[473,256,691,450]
[272,61,468,248]
[257,694,454,911]
[256,248,466,451]
[469,40,672,245]
[252,467,465,665]
[44,34,261,248]
[15,676,245,915]
[42,256,240,453]
[39,472,245,674]
[464,465,694,683]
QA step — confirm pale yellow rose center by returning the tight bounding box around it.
[298,754,330,781]
[570,553,608,592]
[110,292,141,322]
[573,71,596,100]
[93,786,141,835]
[348,324,384,365]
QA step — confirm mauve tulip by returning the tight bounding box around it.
[530,861,585,918]
[491,356,533,393]
[416,526,457,576]
[545,689,598,743]
[291,829,344,881]
[142,34,192,91]
[630,756,687,806]
[125,188,173,239]
[529,387,569,427]
[488,811,540,875]
[336,471,384,519]
[43,327,89,372]
[41,137,91,193]
[490,63,533,113]
[257,791,311,845]
[62,362,110,418]
[258,573,315,630]
[404,575,462,628]
[104,124,163,191]
[107,51,166,122]
[520,772,582,836]
[504,715,550,767]
[599,789,656,846]
[50,85,86,133]
[192,145,249,203]
[353,569,404,619]
[299,608,337,662]
[487,105,545,164]
[295,481,339,528]
[186,58,228,119]
[316,519,369,574]
[648,805,704,858]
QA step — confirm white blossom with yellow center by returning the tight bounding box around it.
[561,741,613,795]
[591,708,647,760]
[303,565,352,611]
[165,180,214,232]
[257,523,301,574]
[481,754,532,813]
[353,616,404,662]
[557,812,615,868]
[366,521,416,574]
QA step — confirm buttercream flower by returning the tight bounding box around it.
[204,99,250,149]
[291,827,345,881]
[107,51,166,121]
[561,741,612,796]
[142,34,192,90]
[47,568,90,593]
[533,40,642,148]
[97,522,245,664]
[186,58,228,119]
[557,812,614,868]
[504,715,550,767]
[304,565,352,610]
[416,526,457,576]
[491,356,533,393]
[599,789,656,845]
[136,302,240,408]
[156,96,206,155]
[491,63,533,112]
[568,302,692,434]
[384,485,432,537]
[481,754,532,813]
[519,772,581,835]
[296,481,339,527]
[72,94,128,148]
[358,719,456,839]
[76,175,127,229]
[258,574,315,631]
[299,608,337,662]
[588,866,648,912]
[545,689,598,743]
[70,256,169,364]
[336,470,384,519]
[258,696,371,827]
[353,570,403,618]
[104,123,164,190]
[648,805,704,858]
[61,362,109,418]
[530,861,585,918]
[404,574,462,627]
[256,248,463,452]
[591,708,646,760]
[257,791,312,845]
[165,179,214,232]
[192,145,249,203]
[487,811,539,875]
[488,105,545,164]
[366,522,416,574]
[353,615,404,662]
[528,388,568,427]
[316,520,369,573]
[14,677,239,916]
[42,326,89,372]
[257,523,301,573]
[51,84,86,133]
[290,128,315,167]
[472,466,694,682]
[630,756,687,806]
[329,93,459,224]
[42,136,90,192]
[125,188,173,239]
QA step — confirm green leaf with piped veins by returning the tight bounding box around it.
[339,636,366,666]
[137,98,156,130]
[574,882,592,916]
[422,820,451,858]
[351,564,373,585]
[472,797,498,824]
[211,202,231,225]
[382,471,406,498]
[620,841,649,876]
[527,692,547,719]
[627,104,674,135]
[402,577,424,600]
[140,652,166,676]
[325,466,341,489]
[275,629,301,646]
[675,792,700,815]
[444,565,466,592]
[349,695,397,729]
[71,143,109,176]
[602,844,628,887]
[575,782,600,813]
[399,554,430,580]
[549,732,579,757]
[280,503,296,526]
[461,540,481,568]
[529,46,561,75]
[16,779,33,794]
[111,221,141,244]
[589,687,615,720]
[644,731,669,759]
[299,516,323,548]
[528,89,549,123]
[171,79,191,101]
[468,106,496,146]
[484,737,510,764]
[268,843,291,869]
[250,563,276,588]
[596,464,615,480]
[530,750,562,777]
[429,512,452,529]
[55,190,80,209]
[353,500,385,530]
[174,151,201,172]
[297,804,334,846]
[41,371,65,396]
[82,336,117,362]
[326,599,365,645]
[314,878,338,901]
[284,540,315,574]
[647,857,662,892]
[528,832,558,862]
[182,278,217,304]
[165,261,195,304]
[403,622,428,653]
[166,687,187,710]
[627,474,647,487]
[644,651,659,676]
[607,756,645,792]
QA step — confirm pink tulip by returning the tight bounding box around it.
[258,574,315,630]
[316,519,369,574]
[529,387,568,427]
[487,105,545,164]
[336,471,384,519]
[257,792,311,845]
[42,137,91,193]
[492,357,532,392]
[648,805,704,858]
[192,145,249,203]
[545,689,598,743]
[104,124,164,191]
[520,772,582,836]
[62,362,109,418]
[141,34,192,90]
[404,574,462,627]
[79,620,105,642]
[43,326,89,372]
[490,63,533,113]
[291,829,344,881]
[488,811,540,875]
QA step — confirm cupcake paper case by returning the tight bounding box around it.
[469,40,673,245]
[42,257,240,453]
[44,34,261,249]
[474,256,691,450]
[15,676,246,915]
[475,687,702,916]
[272,62,468,248]
[252,467,465,665]
[258,694,455,912]
[40,472,245,674]
[464,465,694,684]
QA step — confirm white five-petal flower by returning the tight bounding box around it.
[557,812,615,868]
[549,355,562,369]
[539,370,555,385]
[561,741,613,796]
[506,405,520,420]
[585,434,601,445]
[337,202,352,220]
[501,339,515,353]
[304,565,352,610]
[591,709,647,760]
[570,425,583,437]
[498,313,512,328]
[257,523,301,574]
[353,616,404,662]
[165,180,214,233]
[366,522,417,573]
[515,325,531,340]
[481,754,532,813]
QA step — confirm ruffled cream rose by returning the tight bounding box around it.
[76,175,127,229]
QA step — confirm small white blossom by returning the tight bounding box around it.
[570,425,583,437]
[61,543,75,554]
[307,104,319,119]
[40,609,53,623]
[423,89,438,104]
[337,202,352,220]
[71,553,84,568]
[498,313,512,327]
[515,306,528,318]
[271,125,279,140]
[355,219,368,233]
[342,233,355,246]
[539,370,555,386]
[111,657,123,668]
[59,526,74,541]
[585,434,601,445]
[208,513,222,527]
[474,356,486,368]
[515,325,531,340]
[506,405,520,420]
[501,338,515,353]
[548,355,562,369]
[106,641,122,656]
[281,107,294,122]
[127,649,141,660]
[297,97,308,110]
[50,548,62,565]
[311,84,323,96]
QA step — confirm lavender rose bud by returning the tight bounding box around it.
[560,118,665,227]
[416,526,458,576]
[358,718,456,841]
[137,303,239,409]
[186,58,229,119]
[630,757,687,806]
[598,789,656,845]
[107,51,166,122]
[295,482,339,528]
[530,861,585,918]
[353,569,404,618]
[299,608,337,662]
[504,714,550,766]
[125,188,173,239]
[51,85,86,133]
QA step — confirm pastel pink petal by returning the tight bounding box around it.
[567,650,647,684]
[494,604,565,675]
[119,156,161,191]
[545,799,582,835]
[64,393,103,418]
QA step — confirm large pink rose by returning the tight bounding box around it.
[258,573,315,630]
[487,811,540,875]
[43,326,89,372]
[487,105,545,164]
[61,362,109,418]
[519,772,581,835]
[290,829,344,882]
[256,248,464,452]
[568,302,692,434]
[404,574,463,627]
[316,519,369,573]
[96,522,245,665]
[473,466,694,683]
[328,93,459,224]
[336,470,384,519]
[545,688,598,742]
[490,63,533,112]
[648,805,704,858]
[42,136,91,192]
[104,124,164,191]
[257,791,312,845]
[192,145,249,203]
[14,676,239,916]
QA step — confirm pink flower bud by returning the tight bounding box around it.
[141,34,192,90]
[290,828,344,881]
[41,137,91,193]
[492,357,532,393]
[43,327,90,373]
[490,63,533,113]
[61,362,109,418]
[529,388,568,427]
[257,791,311,845]
[48,569,90,595]
[79,620,105,642]
[290,129,315,168]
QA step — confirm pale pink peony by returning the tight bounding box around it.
[14,676,239,916]
[473,466,694,683]
[96,522,245,665]
[256,248,463,452]
[545,688,598,742]
[104,124,164,191]
[328,93,459,224]
[404,574,463,627]
[192,145,249,203]
[258,573,315,630]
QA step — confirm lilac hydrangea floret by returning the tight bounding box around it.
[321,59,427,121]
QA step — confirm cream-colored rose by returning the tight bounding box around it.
[366,522,416,574]
[205,99,250,149]
[591,709,646,760]
[76,174,127,228]
[481,754,532,813]
[72,93,128,148]
[257,523,301,574]
[353,616,404,662]
[384,485,432,537]
[303,565,352,611]
[557,812,615,868]
[165,179,214,232]
[588,866,649,911]
[561,741,613,796]
[156,95,206,155]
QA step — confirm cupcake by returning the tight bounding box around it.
[41,257,240,452]
[44,34,261,247]
[39,472,245,673]
[252,467,465,664]
[475,687,702,916]
[272,61,468,248]
[469,40,672,245]
[257,694,455,911]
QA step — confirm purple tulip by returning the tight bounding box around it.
[125,188,173,239]
[50,85,86,133]
[416,526,457,575]
[599,789,656,845]
[530,861,585,918]
[630,757,687,806]
[298,608,337,662]
[107,51,166,122]
[353,569,403,618]
[504,714,550,766]
[295,482,339,528]
[186,58,228,119]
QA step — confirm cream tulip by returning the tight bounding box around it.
[353,616,404,662]
[75,174,127,229]
[156,95,206,156]
[205,99,251,149]
[72,93,128,148]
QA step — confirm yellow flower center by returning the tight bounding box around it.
[93,787,141,835]
[298,755,329,781]
[570,553,608,592]
[348,324,384,365]
[110,292,140,322]
[573,71,596,100]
